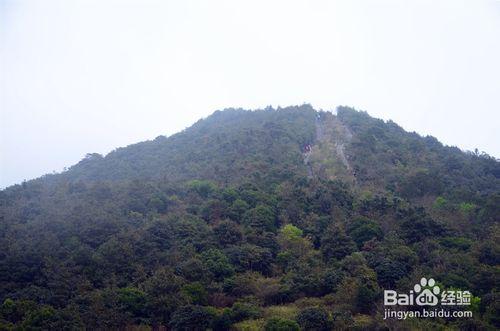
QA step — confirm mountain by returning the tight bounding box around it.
[0,105,498,330]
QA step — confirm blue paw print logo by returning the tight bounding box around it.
[414,277,440,306]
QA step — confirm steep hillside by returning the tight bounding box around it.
[307,111,355,183]
[60,106,317,186]
[0,105,498,330]
[338,107,499,200]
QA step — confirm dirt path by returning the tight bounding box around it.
[304,150,313,177]
[335,141,351,171]
[304,112,355,181]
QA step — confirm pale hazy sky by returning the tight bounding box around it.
[1,0,499,188]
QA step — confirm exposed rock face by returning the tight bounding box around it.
[303,111,355,183]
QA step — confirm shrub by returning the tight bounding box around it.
[296,307,331,331]
[230,302,262,322]
[265,317,300,331]
[169,305,216,331]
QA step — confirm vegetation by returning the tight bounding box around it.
[0,105,498,329]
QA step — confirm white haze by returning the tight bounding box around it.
[1,0,499,188]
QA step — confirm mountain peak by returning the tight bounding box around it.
[1,105,499,330]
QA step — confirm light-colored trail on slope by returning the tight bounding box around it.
[303,112,355,182]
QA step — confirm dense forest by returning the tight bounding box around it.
[0,105,498,330]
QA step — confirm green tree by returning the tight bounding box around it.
[265,317,300,331]
[320,224,357,261]
[214,220,243,247]
[201,249,235,280]
[181,282,208,305]
[142,268,186,325]
[118,287,147,320]
[187,180,217,198]
[243,205,276,232]
[170,305,216,331]
[347,218,383,248]
[296,307,331,331]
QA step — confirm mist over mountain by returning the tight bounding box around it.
[1,105,498,329]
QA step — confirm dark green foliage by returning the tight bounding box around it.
[296,307,331,331]
[243,204,277,232]
[265,317,300,331]
[118,287,146,319]
[320,224,357,260]
[201,249,235,280]
[175,258,209,282]
[439,237,472,251]
[228,301,261,322]
[337,106,499,202]
[347,217,383,248]
[0,106,498,329]
[399,208,446,243]
[214,220,243,247]
[142,268,186,325]
[181,282,208,305]
[365,237,418,288]
[400,170,445,198]
[225,244,273,274]
[476,242,500,266]
[169,305,216,331]
[0,299,82,330]
[356,283,378,314]
[58,105,317,186]
[187,180,217,198]
[331,309,354,329]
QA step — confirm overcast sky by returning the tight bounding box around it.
[1,0,499,188]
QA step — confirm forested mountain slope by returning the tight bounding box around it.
[60,106,317,185]
[0,105,498,330]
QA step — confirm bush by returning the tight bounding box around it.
[440,237,472,250]
[170,305,216,331]
[347,218,383,248]
[201,249,235,280]
[263,305,298,320]
[186,180,217,198]
[181,282,208,305]
[265,317,300,331]
[230,302,262,322]
[118,287,147,318]
[296,307,331,331]
[232,318,266,331]
[214,220,243,247]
